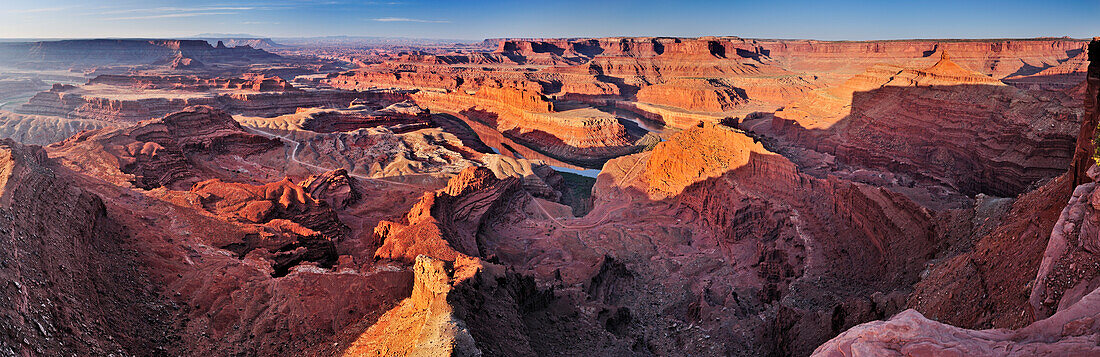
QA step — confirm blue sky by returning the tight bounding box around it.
[0,0,1097,40]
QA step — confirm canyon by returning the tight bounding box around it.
[0,33,1095,357]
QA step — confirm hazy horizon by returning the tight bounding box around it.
[1,0,1097,41]
[0,34,1093,42]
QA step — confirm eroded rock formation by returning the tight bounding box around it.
[744,52,1082,201]
[361,122,946,355]
[48,105,282,189]
[0,111,113,145]
[815,37,1100,357]
[301,169,363,210]
[0,140,175,356]
[17,78,404,123]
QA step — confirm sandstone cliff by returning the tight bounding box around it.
[635,78,747,112]
[748,53,1082,200]
[0,140,176,355]
[814,37,1100,357]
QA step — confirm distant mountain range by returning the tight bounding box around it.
[0,39,280,70]
[187,36,285,50]
[192,34,478,47]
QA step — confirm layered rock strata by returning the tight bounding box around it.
[18,80,411,123]
[746,54,1082,199]
[815,37,1100,357]
[366,123,943,356]
[47,105,282,189]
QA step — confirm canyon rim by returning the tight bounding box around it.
[0,1,1099,356]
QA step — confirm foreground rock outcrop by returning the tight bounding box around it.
[815,305,1100,356]
[815,37,1100,357]
[0,140,175,356]
[359,166,631,356]
[816,168,1100,356]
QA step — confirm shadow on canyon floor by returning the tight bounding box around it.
[337,143,941,355]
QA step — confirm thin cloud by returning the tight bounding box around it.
[106,12,239,21]
[7,7,73,14]
[372,17,448,23]
[98,7,261,15]
[297,1,401,5]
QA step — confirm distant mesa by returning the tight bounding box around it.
[0,38,282,70]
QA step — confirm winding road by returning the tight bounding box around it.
[250,125,653,232]
[247,127,422,189]
[529,152,651,229]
